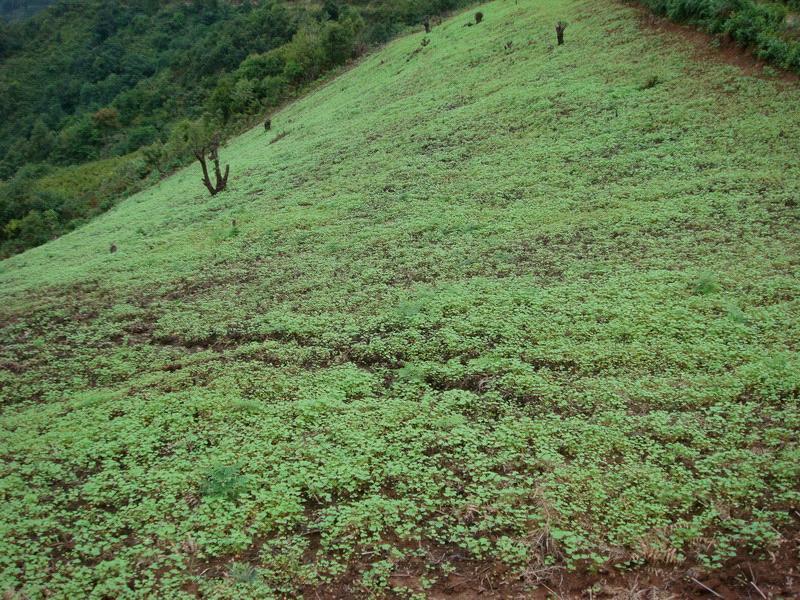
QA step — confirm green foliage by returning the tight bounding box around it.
[0,0,474,256]
[1,0,799,597]
[200,465,249,501]
[0,0,54,21]
[165,118,216,160]
[0,154,152,256]
[228,562,261,585]
[635,0,800,71]
[25,119,54,162]
[2,207,58,248]
[692,272,720,295]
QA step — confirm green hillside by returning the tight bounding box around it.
[2,0,800,597]
[0,0,473,257]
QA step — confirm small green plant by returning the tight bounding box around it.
[199,465,249,501]
[727,304,749,324]
[693,273,720,295]
[228,562,261,585]
[641,75,661,89]
[213,220,240,242]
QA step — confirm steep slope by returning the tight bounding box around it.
[0,0,474,257]
[2,0,800,597]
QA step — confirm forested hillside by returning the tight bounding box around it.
[0,0,473,257]
[1,0,799,596]
[0,0,54,21]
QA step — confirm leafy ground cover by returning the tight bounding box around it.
[1,0,799,597]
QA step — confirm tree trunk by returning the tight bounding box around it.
[194,144,229,196]
[220,164,229,189]
[556,22,566,46]
[195,149,218,196]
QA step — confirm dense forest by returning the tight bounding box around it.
[1,0,800,257]
[0,0,54,21]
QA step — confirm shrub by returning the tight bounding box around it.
[258,75,289,106]
[2,208,60,251]
[199,465,249,501]
[237,52,286,81]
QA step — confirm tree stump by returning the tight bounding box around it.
[556,21,567,45]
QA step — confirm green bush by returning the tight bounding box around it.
[199,465,249,501]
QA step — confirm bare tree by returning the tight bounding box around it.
[194,134,229,196]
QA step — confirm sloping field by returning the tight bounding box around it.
[1,0,799,597]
